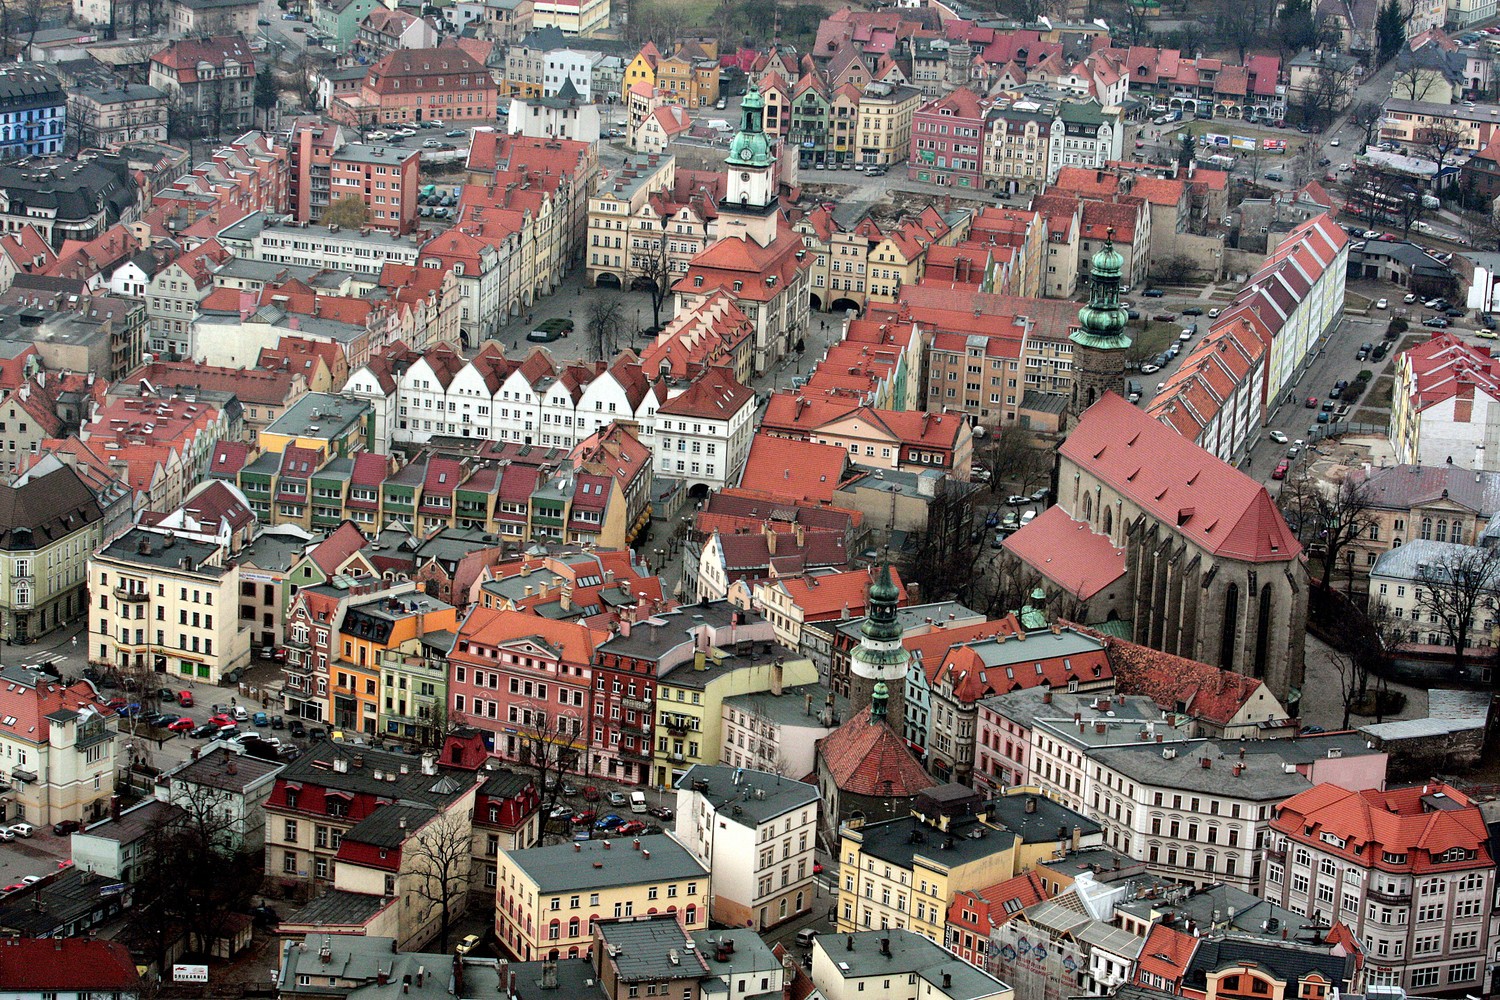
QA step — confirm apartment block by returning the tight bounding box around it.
[494,835,708,959]
[89,526,252,683]
[1264,782,1492,993]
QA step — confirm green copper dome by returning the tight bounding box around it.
[727,85,774,168]
[1089,241,1123,280]
[1071,230,1132,350]
[861,560,902,644]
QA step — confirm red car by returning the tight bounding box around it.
[1305,397,1318,408]
[177,690,194,707]
[1,884,23,894]
[813,862,824,874]
[104,697,127,712]
[167,717,195,732]
[1273,462,1290,480]
[209,713,233,727]
[582,786,601,802]
[571,809,596,825]
[615,820,647,836]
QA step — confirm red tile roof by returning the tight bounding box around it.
[0,938,140,991]
[0,673,114,746]
[770,566,905,621]
[656,366,756,420]
[1271,783,1492,875]
[948,871,1049,935]
[1136,924,1197,986]
[1088,629,1277,726]
[738,433,849,504]
[455,607,607,665]
[817,708,936,797]
[1002,506,1126,599]
[1059,394,1300,563]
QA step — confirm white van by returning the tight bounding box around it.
[630,791,648,813]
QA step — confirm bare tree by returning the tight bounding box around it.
[133,779,263,967]
[511,711,584,837]
[632,227,672,332]
[404,810,473,953]
[1392,63,1443,103]
[1348,101,1385,153]
[1155,253,1198,284]
[1278,472,1376,589]
[1423,122,1467,189]
[973,424,1051,497]
[1290,141,1322,187]
[1411,544,1500,679]
[1300,60,1356,129]
[587,294,624,359]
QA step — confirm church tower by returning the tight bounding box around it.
[721,85,778,247]
[1067,228,1132,423]
[848,561,908,730]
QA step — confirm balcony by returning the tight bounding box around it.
[621,697,651,713]
[1367,887,1411,905]
[114,587,148,602]
[619,747,651,764]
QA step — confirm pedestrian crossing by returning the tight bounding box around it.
[28,651,65,665]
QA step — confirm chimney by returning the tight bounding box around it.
[1201,757,1212,769]
[772,661,783,697]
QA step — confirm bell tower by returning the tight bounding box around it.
[1068,228,1132,423]
[722,85,778,246]
[848,560,908,730]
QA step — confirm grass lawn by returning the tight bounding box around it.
[1371,374,1395,408]
[1130,320,1179,360]
[1344,291,1371,311]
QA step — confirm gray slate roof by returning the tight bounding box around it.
[675,764,820,827]
[1353,463,1500,516]
[1369,538,1500,588]
[817,930,1010,1000]
[505,834,707,894]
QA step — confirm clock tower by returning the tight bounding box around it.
[723,85,778,246]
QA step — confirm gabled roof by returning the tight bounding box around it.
[1057,394,1300,563]
[738,433,848,504]
[1094,629,1280,726]
[1271,783,1491,874]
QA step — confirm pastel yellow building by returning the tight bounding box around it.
[494,834,709,959]
[257,392,372,460]
[652,654,816,789]
[856,83,921,167]
[837,788,1020,943]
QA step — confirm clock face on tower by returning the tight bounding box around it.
[740,172,751,182]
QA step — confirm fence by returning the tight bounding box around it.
[1305,420,1387,442]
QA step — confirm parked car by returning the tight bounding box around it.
[51,820,81,836]
[1305,396,1318,408]
[1404,293,1418,303]
[289,720,306,738]
[446,129,466,138]
[1031,488,1050,502]
[616,820,647,836]
[1272,462,1289,480]
[455,935,482,956]
[1375,298,1388,309]
[1321,400,1336,412]
[1140,363,1160,374]
[649,806,674,821]
[1181,306,1203,316]
[1143,288,1165,297]
[253,711,269,727]
[1269,430,1288,443]
[167,717,195,732]
[571,809,596,825]
[1316,411,1331,423]
[1424,316,1452,328]
[595,813,624,830]
[549,805,573,820]
[190,723,219,739]
[6,824,33,839]
[582,785,601,801]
